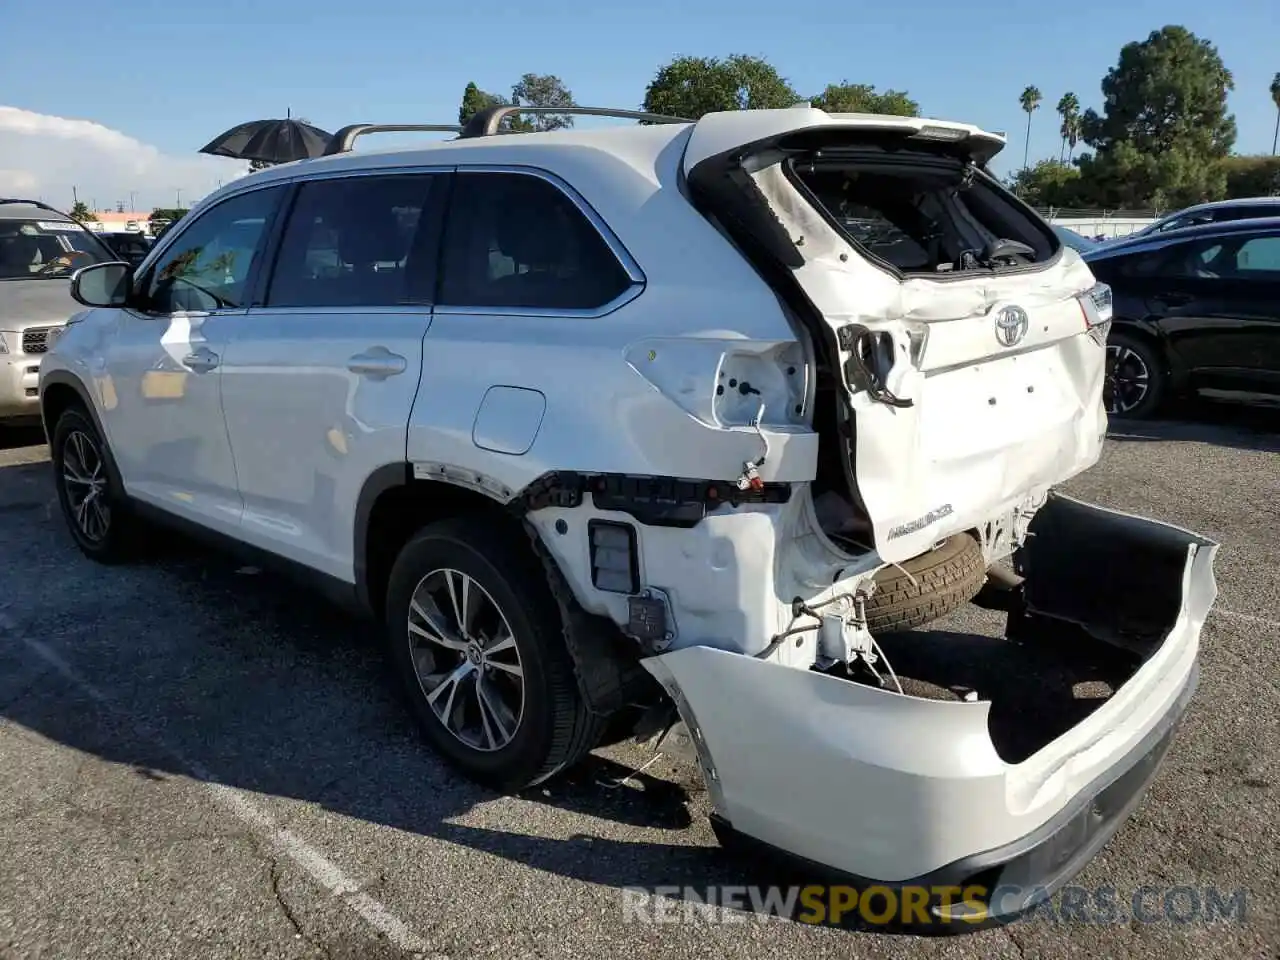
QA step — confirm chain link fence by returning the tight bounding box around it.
[1033,206,1163,220]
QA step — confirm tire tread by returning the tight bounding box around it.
[864,533,987,633]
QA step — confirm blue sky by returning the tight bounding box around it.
[1,0,1276,210]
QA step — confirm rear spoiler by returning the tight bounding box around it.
[682,108,1007,176]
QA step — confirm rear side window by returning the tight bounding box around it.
[438,171,633,311]
[1234,235,1280,274]
[788,150,1056,275]
[1218,206,1279,225]
[266,174,438,307]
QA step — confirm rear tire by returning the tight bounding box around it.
[1105,329,1166,420]
[384,518,607,791]
[864,533,986,633]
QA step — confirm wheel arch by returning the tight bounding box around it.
[39,371,128,491]
[39,371,99,440]
[1108,318,1187,390]
[354,465,657,717]
[354,466,522,621]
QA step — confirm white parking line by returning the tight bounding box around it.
[0,612,433,958]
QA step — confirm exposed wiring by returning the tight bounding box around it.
[886,560,918,588]
[597,753,664,790]
[756,589,906,698]
[736,401,772,492]
[867,633,905,696]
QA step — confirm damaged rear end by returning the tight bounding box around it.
[635,109,1217,924]
[681,109,1113,563]
[644,494,1216,925]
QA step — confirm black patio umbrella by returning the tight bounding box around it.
[199,117,333,164]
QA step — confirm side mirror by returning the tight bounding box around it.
[70,261,134,308]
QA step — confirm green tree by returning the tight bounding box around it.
[1055,92,1079,162]
[1270,72,1280,155]
[459,82,502,124]
[1019,85,1042,170]
[457,81,533,132]
[148,208,188,239]
[810,83,919,117]
[642,54,800,120]
[1220,155,1280,197]
[510,73,577,131]
[1077,26,1236,208]
[1008,160,1083,208]
[1066,112,1083,162]
[67,201,95,224]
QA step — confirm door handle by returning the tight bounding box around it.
[346,346,407,379]
[1153,291,1193,306]
[182,348,219,372]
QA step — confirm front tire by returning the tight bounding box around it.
[1105,330,1166,420]
[50,406,135,563]
[384,518,606,791]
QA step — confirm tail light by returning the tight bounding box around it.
[1077,282,1112,329]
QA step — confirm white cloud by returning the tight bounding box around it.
[0,106,248,213]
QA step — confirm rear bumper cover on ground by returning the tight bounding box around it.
[707,659,1196,927]
[641,493,1217,926]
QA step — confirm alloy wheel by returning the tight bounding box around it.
[1104,343,1151,415]
[406,568,525,752]
[61,430,111,543]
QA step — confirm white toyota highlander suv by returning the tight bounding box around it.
[40,105,1218,926]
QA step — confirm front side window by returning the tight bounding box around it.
[438,172,633,311]
[0,217,114,280]
[1165,239,1229,279]
[141,186,284,313]
[266,174,438,308]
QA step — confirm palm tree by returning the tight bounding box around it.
[1056,92,1079,163]
[1020,86,1042,170]
[1066,113,1083,161]
[1271,73,1280,155]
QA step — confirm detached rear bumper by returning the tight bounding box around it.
[641,493,1217,928]
[707,660,1195,929]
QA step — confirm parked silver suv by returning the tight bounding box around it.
[40,106,1218,927]
[1,200,115,424]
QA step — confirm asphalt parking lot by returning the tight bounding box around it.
[1,403,1277,960]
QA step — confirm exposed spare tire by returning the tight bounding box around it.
[864,533,987,633]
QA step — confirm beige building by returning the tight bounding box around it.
[86,211,151,235]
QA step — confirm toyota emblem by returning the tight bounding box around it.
[994,305,1029,348]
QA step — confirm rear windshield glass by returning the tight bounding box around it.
[788,149,1056,275]
[0,218,114,280]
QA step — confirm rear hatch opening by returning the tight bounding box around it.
[785,142,1061,280]
[683,113,1111,565]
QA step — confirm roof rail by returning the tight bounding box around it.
[323,123,463,156]
[458,106,690,139]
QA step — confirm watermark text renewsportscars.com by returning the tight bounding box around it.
[620,883,1249,926]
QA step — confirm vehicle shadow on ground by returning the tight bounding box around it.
[0,462,927,937]
[1106,399,1280,453]
[0,424,47,452]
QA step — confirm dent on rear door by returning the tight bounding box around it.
[750,163,1108,564]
